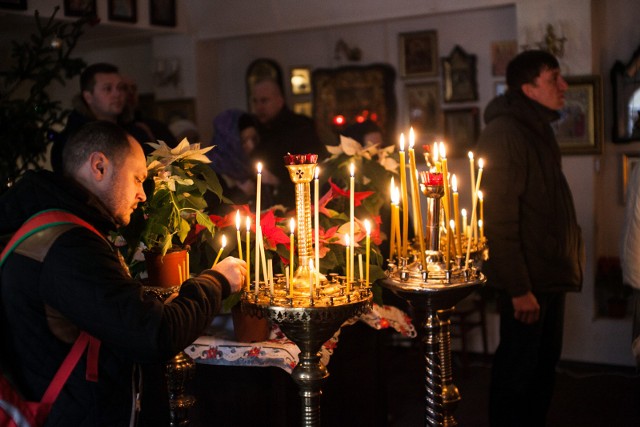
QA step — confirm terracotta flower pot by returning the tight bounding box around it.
[144,249,189,288]
[231,305,271,342]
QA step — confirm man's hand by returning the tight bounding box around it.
[212,257,247,294]
[512,291,540,324]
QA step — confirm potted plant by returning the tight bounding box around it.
[118,138,227,287]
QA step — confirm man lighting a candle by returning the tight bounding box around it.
[475,50,584,427]
[0,121,246,425]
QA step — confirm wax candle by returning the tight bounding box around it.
[267,258,274,296]
[364,219,371,286]
[472,159,484,244]
[255,163,262,291]
[479,219,484,241]
[289,218,295,287]
[285,266,290,297]
[478,190,484,232]
[389,177,397,259]
[468,151,476,210]
[466,158,484,267]
[461,208,468,236]
[392,186,402,260]
[450,219,459,258]
[314,167,320,289]
[235,210,243,262]
[399,134,409,257]
[408,133,426,267]
[452,174,461,258]
[245,216,250,291]
[439,142,451,264]
[344,234,351,292]
[213,234,226,266]
[258,226,268,290]
[349,162,355,285]
[358,254,363,282]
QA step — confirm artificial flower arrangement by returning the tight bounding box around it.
[118,138,227,272]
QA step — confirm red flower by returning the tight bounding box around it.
[327,178,374,207]
[259,209,290,250]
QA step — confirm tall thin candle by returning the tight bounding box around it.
[468,152,476,241]
[408,132,426,267]
[364,219,371,286]
[245,217,250,291]
[255,163,262,291]
[344,234,351,291]
[289,218,295,291]
[314,167,320,289]
[389,178,397,260]
[235,210,243,262]
[452,175,461,258]
[349,162,355,285]
[213,235,226,266]
[466,158,484,267]
[399,134,409,257]
[439,142,451,266]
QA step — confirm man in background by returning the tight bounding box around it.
[51,63,154,173]
[250,77,327,207]
[475,50,583,427]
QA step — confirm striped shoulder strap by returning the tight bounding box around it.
[0,209,103,267]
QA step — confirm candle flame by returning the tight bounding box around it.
[461,208,467,217]
[392,186,400,205]
[315,166,320,179]
[478,158,484,169]
[478,219,483,228]
[290,217,295,234]
[399,133,405,151]
[245,216,251,231]
[468,151,474,160]
[439,141,446,159]
[364,219,371,235]
[345,234,350,246]
[409,127,415,149]
[257,162,263,173]
[235,210,241,230]
[451,174,458,193]
[349,162,355,177]
[221,234,227,248]
[450,219,455,231]
[478,190,483,201]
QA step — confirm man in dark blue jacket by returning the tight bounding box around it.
[475,50,583,427]
[1,121,246,425]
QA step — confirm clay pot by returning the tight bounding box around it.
[231,305,271,342]
[144,249,189,288]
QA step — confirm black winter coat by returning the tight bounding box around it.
[475,90,583,297]
[0,171,230,426]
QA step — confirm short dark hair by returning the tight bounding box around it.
[506,50,560,92]
[80,63,119,93]
[62,121,131,176]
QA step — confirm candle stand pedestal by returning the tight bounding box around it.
[381,264,485,427]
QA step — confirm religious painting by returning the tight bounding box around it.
[442,45,478,103]
[443,107,480,158]
[150,0,176,27]
[405,82,441,140]
[312,64,397,147]
[108,0,137,23]
[552,75,603,155]
[0,0,27,10]
[63,0,96,17]
[399,30,438,78]
[491,40,517,77]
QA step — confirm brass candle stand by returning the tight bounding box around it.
[381,176,487,427]
[241,154,372,427]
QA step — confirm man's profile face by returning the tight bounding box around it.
[100,137,147,226]
[83,72,126,121]
[251,80,285,124]
[523,67,568,111]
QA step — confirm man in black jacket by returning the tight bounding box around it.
[0,121,246,425]
[475,50,583,427]
[250,77,327,207]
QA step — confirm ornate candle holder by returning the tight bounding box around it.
[381,171,487,427]
[241,154,372,427]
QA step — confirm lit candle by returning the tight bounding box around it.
[259,226,268,291]
[289,217,295,290]
[285,266,290,297]
[466,158,484,267]
[344,234,351,292]
[479,219,484,241]
[255,163,262,291]
[439,142,451,266]
[236,210,243,262]
[358,254,363,282]
[364,219,371,286]
[399,134,409,257]
[392,186,402,260]
[452,174,461,258]
[472,159,484,243]
[468,151,476,209]
[245,216,250,291]
[408,132,426,267]
[349,162,355,285]
[478,190,484,233]
[450,219,459,258]
[389,177,397,259]
[314,167,320,289]
[461,208,468,236]
[213,234,226,266]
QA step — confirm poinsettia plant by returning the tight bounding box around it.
[202,179,388,309]
[118,139,228,263]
